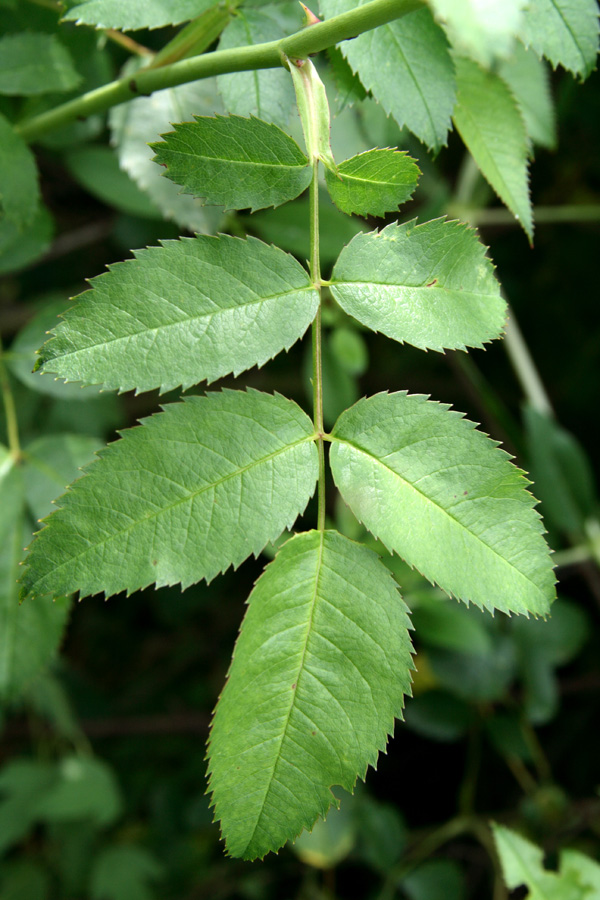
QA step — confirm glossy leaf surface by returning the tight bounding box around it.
[325,149,420,218]
[209,529,413,859]
[152,115,312,212]
[37,235,319,394]
[64,0,217,30]
[320,2,455,152]
[330,220,505,352]
[453,56,533,241]
[21,391,318,600]
[330,392,556,616]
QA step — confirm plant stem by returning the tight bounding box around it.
[503,307,553,416]
[16,0,423,142]
[310,161,326,533]
[455,204,600,228]
[0,338,21,461]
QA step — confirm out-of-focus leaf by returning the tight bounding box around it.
[0,204,53,276]
[0,112,39,230]
[499,44,556,150]
[23,434,101,520]
[521,0,599,79]
[429,0,526,66]
[291,794,356,868]
[453,56,533,241]
[401,859,467,900]
[0,33,81,95]
[403,690,472,741]
[65,146,162,219]
[411,595,493,655]
[90,845,163,900]
[35,756,122,826]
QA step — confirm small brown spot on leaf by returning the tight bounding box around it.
[426,279,437,287]
[291,683,296,689]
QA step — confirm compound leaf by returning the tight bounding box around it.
[453,56,533,241]
[109,75,224,233]
[63,0,217,30]
[217,8,296,129]
[320,2,455,152]
[37,235,318,394]
[521,0,599,79]
[330,219,505,352]
[20,390,318,601]
[0,113,39,231]
[0,33,81,95]
[329,392,556,617]
[151,115,312,212]
[325,149,420,218]
[429,0,526,66]
[209,529,413,859]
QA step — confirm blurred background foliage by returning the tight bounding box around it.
[1,1,600,898]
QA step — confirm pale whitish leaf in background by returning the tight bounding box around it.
[21,391,318,601]
[0,114,39,231]
[63,0,217,30]
[330,392,556,616]
[325,149,420,218]
[330,219,505,351]
[499,43,556,150]
[0,33,81,95]
[217,7,296,128]
[0,447,71,702]
[319,1,455,152]
[429,0,527,66]
[151,116,313,212]
[109,74,224,233]
[452,56,533,241]
[209,529,413,859]
[521,0,599,79]
[37,235,319,393]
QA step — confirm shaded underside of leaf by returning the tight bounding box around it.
[63,0,218,30]
[330,392,556,616]
[521,0,599,78]
[498,43,556,150]
[208,529,413,860]
[452,56,533,241]
[20,390,318,601]
[217,7,296,129]
[325,149,420,218]
[330,218,505,352]
[151,115,313,212]
[320,2,455,152]
[37,234,319,394]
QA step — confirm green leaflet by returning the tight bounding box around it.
[492,824,596,899]
[217,8,296,129]
[0,204,54,277]
[498,44,556,150]
[453,56,533,241]
[63,0,217,30]
[521,0,599,79]
[151,115,313,212]
[90,846,163,900]
[208,529,413,860]
[324,149,420,218]
[20,391,318,601]
[0,114,39,232]
[37,235,319,394]
[109,75,224,234]
[428,0,526,66]
[320,2,455,152]
[330,219,506,352]
[329,392,556,617]
[0,33,81,96]
[0,448,71,702]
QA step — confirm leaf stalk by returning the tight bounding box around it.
[0,338,22,461]
[15,0,424,142]
[310,160,326,533]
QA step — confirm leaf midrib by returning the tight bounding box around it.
[44,286,316,369]
[332,435,545,598]
[331,279,491,300]
[28,433,317,591]
[166,150,309,172]
[242,530,325,857]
